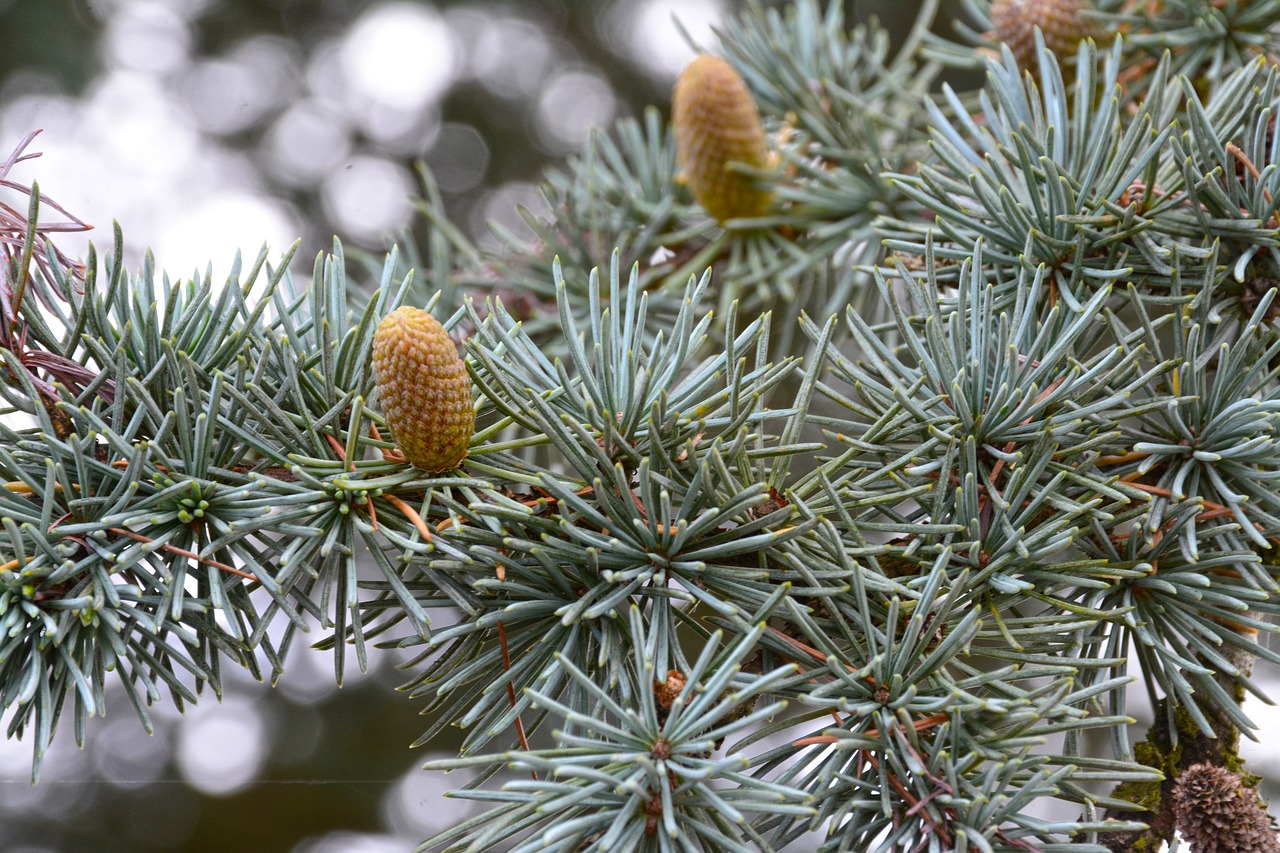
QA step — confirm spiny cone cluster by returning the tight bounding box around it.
[1173,764,1280,853]
[672,54,772,224]
[372,306,474,473]
[990,0,1097,72]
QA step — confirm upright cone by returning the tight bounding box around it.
[372,306,474,473]
[672,54,772,223]
[990,0,1097,72]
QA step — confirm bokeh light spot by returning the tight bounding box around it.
[183,60,263,135]
[381,761,482,838]
[102,3,193,75]
[175,699,268,796]
[322,155,414,245]
[153,190,299,282]
[474,180,548,247]
[265,99,353,185]
[183,37,300,136]
[92,716,172,788]
[535,69,616,154]
[470,17,554,98]
[83,70,199,180]
[426,123,489,193]
[274,641,344,704]
[0,92,79,145]
[608,0,726,79]
[340,3,457,112]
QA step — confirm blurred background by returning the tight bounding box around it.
[2,1,1277,852]
[0,0,928,277]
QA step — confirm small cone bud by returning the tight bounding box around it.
[990,0,1097,72]
[372,307,474,473]
[673,54,772,223]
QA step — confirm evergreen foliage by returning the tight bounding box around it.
[3,1,1280,850]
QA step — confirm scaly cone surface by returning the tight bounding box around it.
[672,54,773,223]
[1173,764,1280,853]
[990,0,1097,72]
[372,306,474,472]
